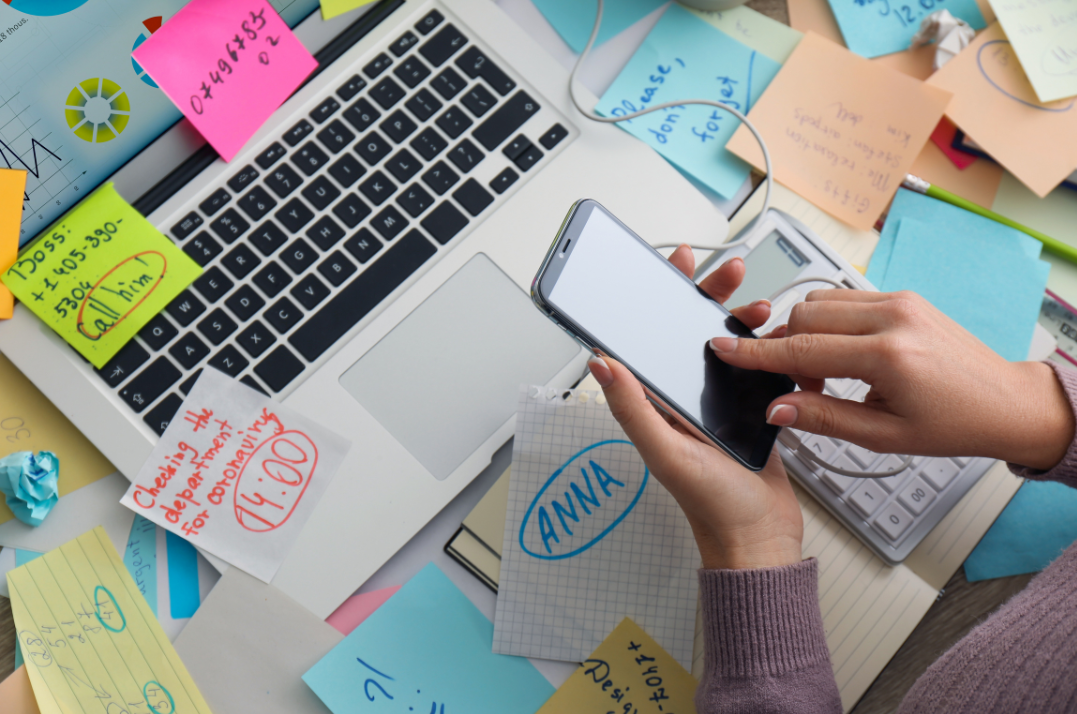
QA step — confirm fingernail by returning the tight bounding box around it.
[767,404,798,427]
[588,357,613,387]
[710,337,738,353]
[748,299,771,308]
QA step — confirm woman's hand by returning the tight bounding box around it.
[712,288,1075,471]
[588,246,804,570]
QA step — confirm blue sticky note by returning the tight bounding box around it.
[165,530,200,620]
[965,481,1077,581]
[14,639,22,670]
[14,549,42,567]
[304,563,555,714]
[124,515,159,617]
[533,0,668,53]
[596,5,781,199]
[828,0,985,58]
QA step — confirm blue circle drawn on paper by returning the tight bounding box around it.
[93,585,126,633]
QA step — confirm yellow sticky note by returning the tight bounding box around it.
[320,0,378,20]
[0,184,202,369]
[538,618,698,714]
[0,352,116,526]
[726,32,951,230]
[687,5,804,63]
[8,527,214,714]
[0,169,28,320]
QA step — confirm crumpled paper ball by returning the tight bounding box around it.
[0,451,59,527]
[910,10,976,70]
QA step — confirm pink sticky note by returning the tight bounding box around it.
[133,0,318,162]
[325,585,402,636]
[929,118,977,171]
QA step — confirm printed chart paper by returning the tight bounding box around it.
[727,32,951,229]
[121,368,350,582]
[0,183,202,368]
[6,526,214,714]
[0,169,27,319]
[132,0,318,161]
[989,0,1077,103]
[493,386,699,668]
[827,0,985,58]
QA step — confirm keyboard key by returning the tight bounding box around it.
[847,444,879,468]
[256,346,305,392]
[120,358,181,414]
[221,244,261,279]
[192,266,234,303]
[370,77,406,109]
[328,154,366,187]
[385,149,421,182]
[514,144,543,171]
[419,24,467,67]
[265,297,303,334]
[431,68,466,100]
[502,134,531,160]
[371,206,408,241]
[183,232,222,266]
[415,9,443,34]
[281,239,318,274]
[291,274,331,310]
[410,127,448,160]
[421,161,459,195]
[436,106,472,139]
[380,111,418,144]
[344,228,382,264]
[292,142,330,176]
[166,290,206,327]
[343,98,381,132]
[539,123,569,149]
[276,198,315,233]
[421,202,468,244]
[397,183,434,217]
[461,84,497,117]
[364,52,394,79]
[921,459,960,490]
[139,313,178,351]
[225,284,266,321]
[199,187,231,216]
[250,221,288,256]
[455,47,516,96]
[96,341,149,387]
[337,74,367,101]
[265,164,304,198]
[289,230,437,361]
[197,308,238,346]
[210,208,250,244]
[284,119,314,146]
[490,167,518,194]
[473,91,540,150]
[453,178,493,216]
[898,476,936,515]
[360,171,396,205]
[208,345,249,377]
[394,56,430,89]
[240,375,269,395]
[356,131,393,165]
[874,501,914,540]
[333,193,372,228]
[310,96,341,124]
[390,30,419,56]
[847,480,887,517]
[318,251,357,287]
[143,393,184,437]
[237,321,276,358]
[405,88,442,122]
[237,186,277,222]
[172,212,203,241]
[256,142,288,169]
[170,333,211,369]
[252,261,292,297]
[448,139,483,173]
[317,119,356,154]
[301,176,341,211]
[306,215,346,250]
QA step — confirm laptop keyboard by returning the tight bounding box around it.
[94,7,571,437]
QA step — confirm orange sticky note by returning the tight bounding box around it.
[0,169,27,320]
[927,23,1077,198]
[0,667,40,714]
[910,139,1004,208]
[726,32,951,229]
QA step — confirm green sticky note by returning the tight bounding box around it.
[320,0,378,20]
[0,183,202,369]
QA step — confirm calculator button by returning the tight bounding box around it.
[874,502,914,540]
[875,473,906,493]
[846,480,887,517]
[820,456,858,494]
[898,477,937,515]
[824,378,854,397]
[802,436,836,465]
[921,459,960,490]
[953,456,970,467]
[847,444,879,468]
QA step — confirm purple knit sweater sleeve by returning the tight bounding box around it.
[1008,361,1077,487]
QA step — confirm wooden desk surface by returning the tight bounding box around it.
[0,1,1035,711]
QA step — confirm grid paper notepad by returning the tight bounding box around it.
[492,385,699,668]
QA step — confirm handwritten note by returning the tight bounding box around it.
[132,0,318,162]
[596,4,782,199]
[927,23,1077,197]
[990,0,1077,102]
[688,5,804,63]
[727,32,951,229]
[537,618,698,714]
[0,667,40,714]
[304,562,555,714]
[123,515,158,617]
[0,169,27,320]
[828,0,985,58]
[320,0,378,20]
[6,526,214,714]
[0,184,202,368]
[120,368,349,582]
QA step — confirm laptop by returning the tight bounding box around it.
[0,0,729,617]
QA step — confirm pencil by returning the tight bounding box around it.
[902,174,1077,264]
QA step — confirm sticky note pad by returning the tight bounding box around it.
[0,169,28,320]
[304,563,555,714]
[533,0,668,53]
[320,0,378,20]
[989,0,1077,103]
[828,0,985,58]
[727,32,951,229]
[596,4,782,199]
[133,0,318,162]
[0,183,202,369]
[7,526,214,714]
[537,618,698,714]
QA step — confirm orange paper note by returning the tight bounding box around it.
[0,169,28,319]
[910,140,1004,208]
[0,667,40,714]
[726,32,952,229]
[927,23,1077,198]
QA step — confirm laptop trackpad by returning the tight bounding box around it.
[338,254,580,480]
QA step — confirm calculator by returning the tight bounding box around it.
[706,208,992,565]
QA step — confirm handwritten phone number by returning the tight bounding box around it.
[190,8,281,115]
[854,0,947,28]
[822,180,871,213]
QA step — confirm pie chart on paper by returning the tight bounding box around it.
[1,0,91,15]
[132,17,164,88]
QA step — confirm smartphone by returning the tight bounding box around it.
[532,199,796,471]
